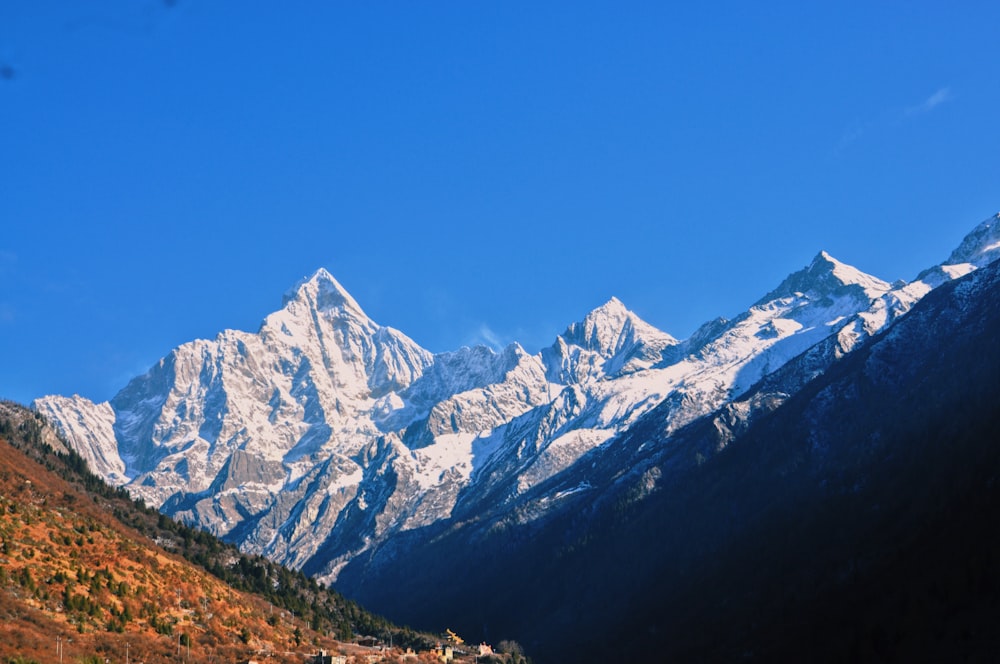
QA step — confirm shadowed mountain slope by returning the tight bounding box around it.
[337,251,1000,663]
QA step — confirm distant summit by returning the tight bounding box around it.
[282,267,367,316]
[543,297,678,384]
[946,212,1000,267]
[755,251,891,305]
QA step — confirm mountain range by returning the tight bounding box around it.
[375,227,1000,662]
[34,212,1000,660]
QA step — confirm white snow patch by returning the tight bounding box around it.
[554,481,593,500]
[940,263,977,280]
[411,433,477,491]
[327,463,364,494]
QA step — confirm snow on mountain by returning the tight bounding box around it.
[377,342,551,441]
[541,297,680,384]
[339,233,1000,664]
[33,212,1000,583]
[438,250,907,525]
[33,394,125,484]
[944,212,1000,267]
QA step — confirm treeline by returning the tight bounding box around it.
[0,401,433,652]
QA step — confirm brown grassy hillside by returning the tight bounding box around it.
[0,428,352,663]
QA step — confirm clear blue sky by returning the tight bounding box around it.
[1,1,998,406]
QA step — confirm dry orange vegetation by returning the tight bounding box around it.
[0,434,345,663]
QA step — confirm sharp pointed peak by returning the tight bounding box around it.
[558,296,676,350]
[758,252,890,304]
[283,268,366,316]
[945,212,1000,267]
[811,250,866,275]
[808,250,863,273]
[308,266,337,282]
[298,266,347,289]
[812,250,838,264]
[570,297,636,337]
[587,296,629,318]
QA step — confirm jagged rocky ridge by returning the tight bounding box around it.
[35,214,1000,588]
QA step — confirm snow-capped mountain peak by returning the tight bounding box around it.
[757,251,891,305]
[561,297,677,356]
[564,297,632,350]
[945,213,1000,267]
[282,268,367,318]
[542,298,678,384]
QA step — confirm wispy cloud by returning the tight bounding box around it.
[835,86,953,155]
[469,324,508,351]
[906,86,953,115]
[835,120,872,153]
